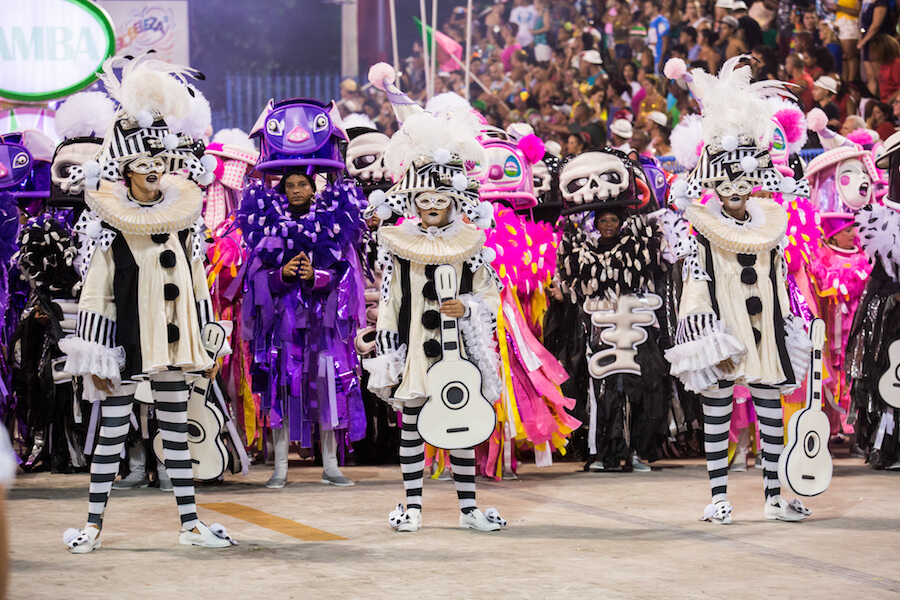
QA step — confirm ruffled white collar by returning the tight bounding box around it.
[85,175,203,235]
[685,196,787,254]
[379,217,485,264]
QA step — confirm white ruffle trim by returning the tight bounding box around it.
[779,316,812,395]
[363,344,407,400]
[58,336,126,384]
[665,329,746,394]
[458,293,503,403]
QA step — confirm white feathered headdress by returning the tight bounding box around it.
[366,62,491,228]
[663,56,796,200]
[84,52,216,189]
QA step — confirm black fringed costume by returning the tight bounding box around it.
[557,214,670,469]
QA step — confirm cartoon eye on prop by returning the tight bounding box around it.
[503,156,521,177]
[599,171,622,185]
[353,154,377,169]
[266,119,284,135]
[13,153,29,168]
[567,177,589,193]
[313,114,329,133]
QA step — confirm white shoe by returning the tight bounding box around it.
[764,496,810,522]
[700,501,733,525]
[179,522,235,548]
[730,451,747,472]
[65,526,101,553]
[396,508,422,532]
[460,508,502,531]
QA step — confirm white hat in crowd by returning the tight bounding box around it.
[814,76,839,95]
[581,50,603,65]
[610,119,633,140]
[647,111,668,128]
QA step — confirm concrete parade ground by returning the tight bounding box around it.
[7,446,899,600]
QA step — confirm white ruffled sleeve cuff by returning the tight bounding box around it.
[58,336,126,385]
[665,313,746,393]
[458,293,503,403]
[363,343,407,400]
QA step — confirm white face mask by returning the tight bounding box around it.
[835,158,872,210]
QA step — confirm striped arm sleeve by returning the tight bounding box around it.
[196,298,214,330]
[75,310,117,348]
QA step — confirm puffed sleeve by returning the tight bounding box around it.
[58,245,126,395]
[665,237,745,393]
[363,250,406,399]
[457,261,503,403]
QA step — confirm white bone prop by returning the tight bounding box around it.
[559,152,630,206]
[585,293,662,379]
[153,322,230,481]
[417,265,497,450]
[778,318,833,497]
[877,339,900,409]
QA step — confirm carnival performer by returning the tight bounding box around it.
[239,98,367,488]
[557,149,670,472]
[364,63,505,532]
[808,214,871,437]
[59,54,234,552]
[474,122,579,478]
[664,56,813,523]
[847,131,900,471]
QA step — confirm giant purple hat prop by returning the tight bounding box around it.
[249,97,347,175]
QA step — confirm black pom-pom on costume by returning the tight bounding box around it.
[164,283,180,301]
[737,254,756,266]
[422,310,441,329]
[422,281,438,301]
[167,323,180,343]
[423,339,442,357]
[160,250,177,268]
[752,327,762,344]
[424,264,437,280]
[151,233,170,244]
[740,267,757,285]
[746,296,762,315]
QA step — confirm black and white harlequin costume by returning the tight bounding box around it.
[59,54,234,553]
[663,56,812,524]
[364,63,505,533]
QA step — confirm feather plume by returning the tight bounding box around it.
[55,92,116,139]
[384,109,486,178]
[167,84,211,139]
[341,113,378,131]
[98,53,201,122]
[687,55,792,148]
[670,114,704,170]
[425,92,473,116]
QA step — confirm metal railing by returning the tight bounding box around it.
[217,71,360,133]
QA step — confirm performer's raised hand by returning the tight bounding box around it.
[281,253,304,279]
[298,253,314,280]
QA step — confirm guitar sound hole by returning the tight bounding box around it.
[441,382,469,410]
[804,432,819,458]
[187,421,206,443]
[447,387,465,405]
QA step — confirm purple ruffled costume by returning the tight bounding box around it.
[238,180,367,449]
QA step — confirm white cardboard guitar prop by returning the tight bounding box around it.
[877,339,900,409]
[778,318,832,497]
[417,265,497,450]
[153,322,229,481]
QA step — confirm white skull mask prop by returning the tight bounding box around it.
[560,151,630,206]
[51,138,102,195]
[533,160,551,197]
[346,131,393,185]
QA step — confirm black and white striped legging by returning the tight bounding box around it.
[87,370,199,531]
[400,403,477,513]
[701,381,783,504]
